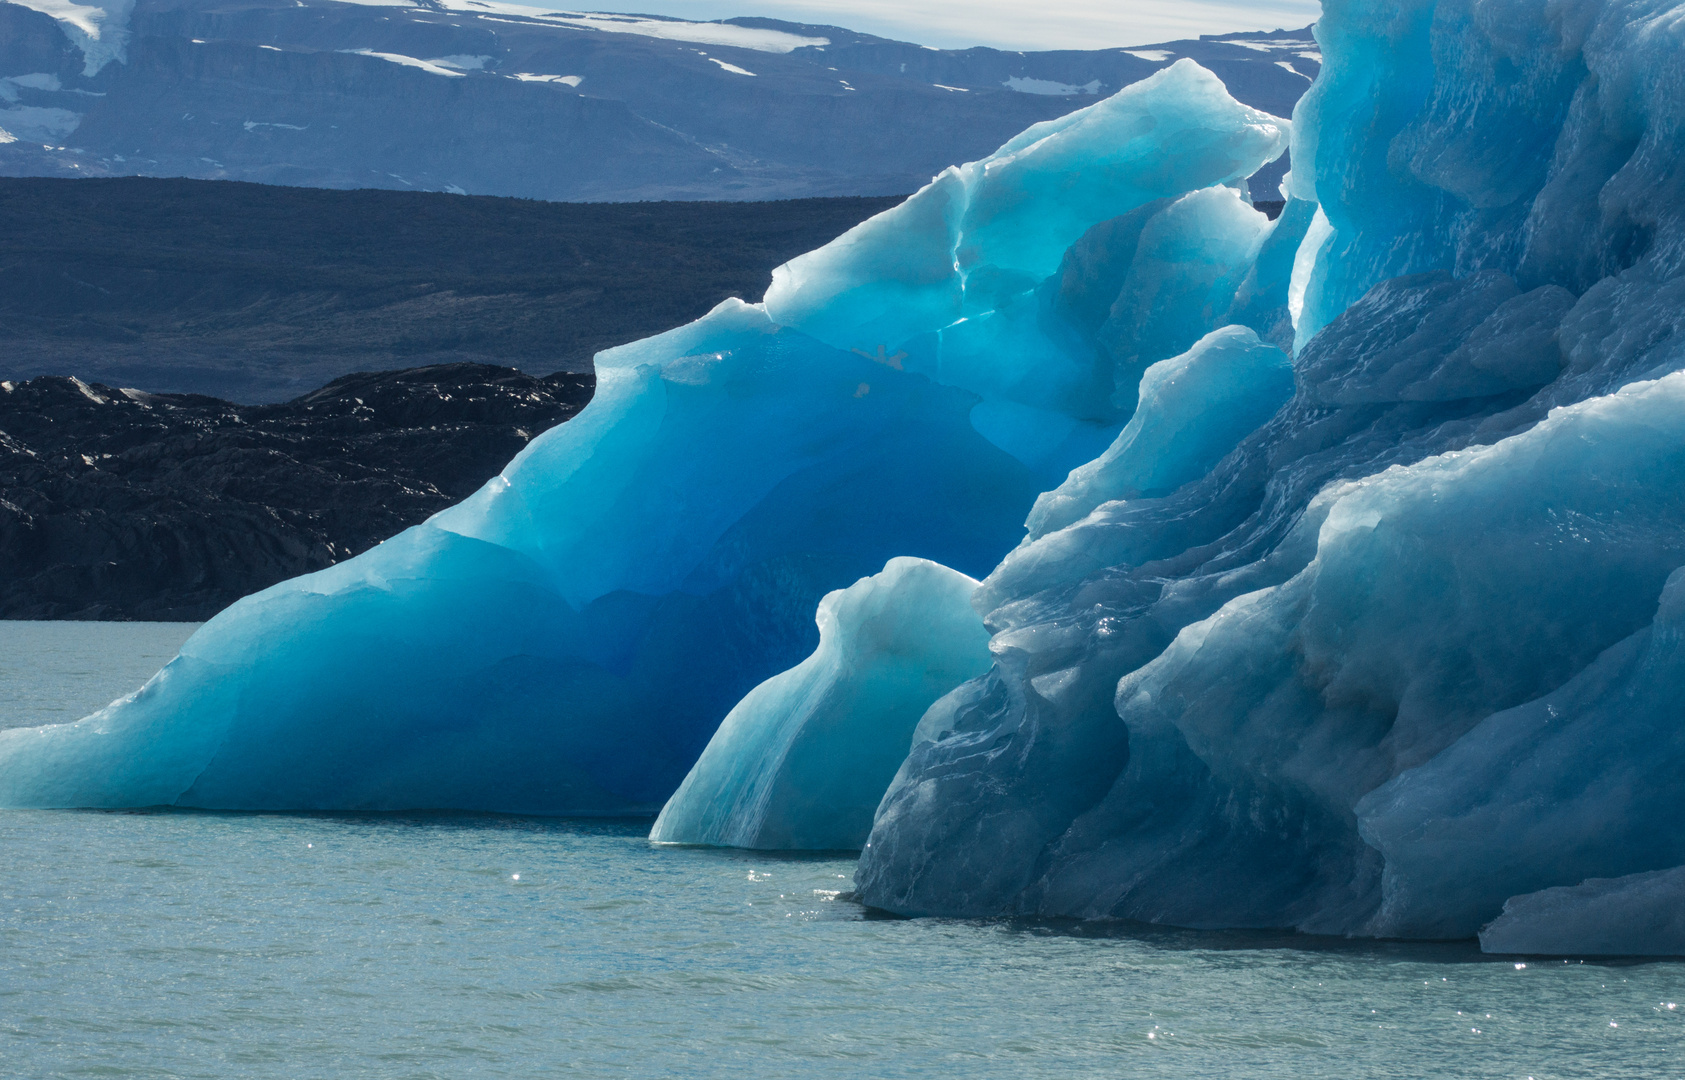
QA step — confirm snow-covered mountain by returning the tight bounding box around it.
[0,0,1316,200]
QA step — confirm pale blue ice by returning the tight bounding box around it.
[651,557,990,850]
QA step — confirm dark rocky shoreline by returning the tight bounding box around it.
[0,364,592,620]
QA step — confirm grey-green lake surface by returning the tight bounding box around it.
[2,621,1682,1079]
[0,620,201,732]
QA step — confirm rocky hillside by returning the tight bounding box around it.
[0,364,593,620]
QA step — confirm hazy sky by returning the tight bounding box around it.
[506,1,1324,51]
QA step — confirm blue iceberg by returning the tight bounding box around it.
[0,60,1290,813]
[7,0,1684,959]
[1359,561,1685,940]
[1480,865,1685,957]
[855,0,1685,951]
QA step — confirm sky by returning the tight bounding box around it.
[499,0,1324,52]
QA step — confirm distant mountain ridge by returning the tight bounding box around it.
[0,178,900,400]
[0,0,1316,201]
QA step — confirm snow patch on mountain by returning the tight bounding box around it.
[429,55,493,71]
[511,72,581,85]
[0,105,82,140]
[6,0,133,74]
[1215,37,1317,52]
[1003,76,1101,96]
[433,1,829,53]
[341,49,468,76]
[3,74,64,92]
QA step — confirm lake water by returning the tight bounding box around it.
[0,620,201,731]
[2,622,1682,1079]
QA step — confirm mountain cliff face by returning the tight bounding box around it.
[0,0,1315,201]
[0,364,593,619]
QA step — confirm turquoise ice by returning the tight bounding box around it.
[0,61,1290,813]
[651,558,990,850]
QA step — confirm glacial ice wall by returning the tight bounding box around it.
[856,0,1685,950]
[0,61,1289,813]
[651,558,990,850]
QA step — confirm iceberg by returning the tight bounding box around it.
[856,0,1685,953]
[0,61,1290,813]
[1023,325,1295,542]
[0,299,1039,814]
[9,0,1682,959]
[651,558,990,850]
